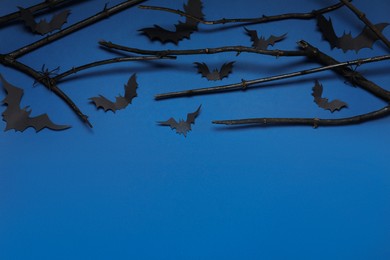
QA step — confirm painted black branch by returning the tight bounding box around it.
[0,54,91,127]
[298,40,390,101]
[138,1,348,25]
[212,106,390,127]
[54,55,176,81]
[8,0,147,59]
[339,0,390,50]
[0,0,73,27]
[154,53,390,100]
[99,40,306,57]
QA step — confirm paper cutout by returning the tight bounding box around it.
[312,80,347,112]
[139,0,204,44]
[316,14,389,53]
[158,105,201,137]
[18,7,70,35]
[245,27,286,50]
[89,74,138,112]
[0,74,70,132]
[194,61,234,81]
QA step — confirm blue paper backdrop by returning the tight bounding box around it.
[1,0,390,259]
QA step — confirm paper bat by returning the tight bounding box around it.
[244,27,287,50]
[316,14,389,53]
[139,0,204,44]
[0,74,70,132]
[312,80,347,112]
[194,61,235,81]
[158,105,201,137]
[18,7,70,35]
[89,74,138,113]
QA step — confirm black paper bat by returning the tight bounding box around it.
[0,74,70,132]
[89,74,138,113]
[158,105,201,137]
[18,7,70,35]
[139,0,204,44]
[194,61,235,81]
[316,14,389,53]
[312,80,347,112]
[244,27,287,50]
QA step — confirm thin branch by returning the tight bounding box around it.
[339,0,390,50]
[0,54,91,127]
[7,0,147,59]
[54,55,176,81]
[212,105,390,127]
[138,1,348,25]
[99,40,307,57]
[154,52,390,100]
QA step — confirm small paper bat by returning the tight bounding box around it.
[18,7,70,35]
[89,74,138,113]
[0,74,70,132]
[312,80,347,112]
[316,14,389,53]
[244,27,287,50]
[158,105,201,137]
[139,0,204,44]
[194,61,235,81]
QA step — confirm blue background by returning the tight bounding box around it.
[1,0,390,259]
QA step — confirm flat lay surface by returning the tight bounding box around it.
[1,0,390,259]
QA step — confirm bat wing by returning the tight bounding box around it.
[114,73,138,110]
[139,25,192,44]
[311,80,324,103]
[312,80,347,113]
[124,73,138,102]
[89,95,117,112]
[158,118,179,130]
[316,14,339,50]
[339,23,389,53]
[244,27,259,47]
[219,61,235,80]
[18,7,38,32]
[323,99,348,112]
[26,113,70,132]
[267,33,287,46]
[183,0,204,27]
[194,62,211,78]
[35,10,70,35]
[186,105,201,125]
[1,74,70,132]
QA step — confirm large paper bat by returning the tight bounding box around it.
[312,80,347,112]
[158,105,201,137]
[0,74,70,132]
[89,74,138,113]
[316,14,389,53]
[139,0,204,44]
[194,61,235,81]
[18,7,70,35]
[244,27,286,50]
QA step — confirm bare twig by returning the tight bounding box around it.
[154,52,390,100]
[138,1,348,25]
[212,106,390,127]
[7,0,147,59]
[54,55,176,81]
[339,0,390,50]
[99,40,306,57]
